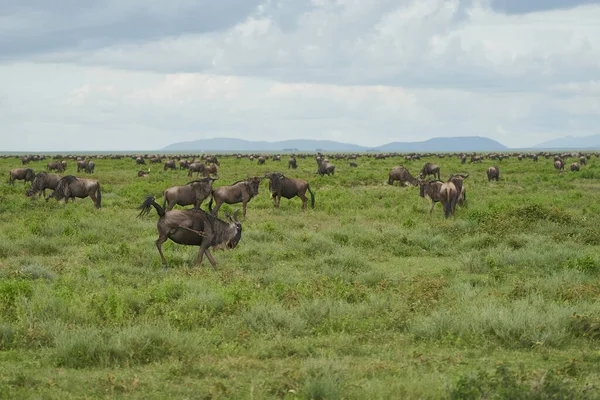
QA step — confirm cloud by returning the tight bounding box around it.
[1,0,599,151]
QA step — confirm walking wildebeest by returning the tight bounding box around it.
[9,168,35,185]
[137,196,242,270]
[164,160,177,171]
[487,166,500,181]
[419,180,444,215]
[47,175,102,208]
[162,177,218,211]
[316,158,335,176]
[264,172,315,210]
[85,161,95,174]
[288,156,297,169]
[388,166,419,186]
[571,162,580,172]
[26,172,62,198]
[208,177,262,218]
[421,163,440,180]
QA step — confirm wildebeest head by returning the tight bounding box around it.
[223,210,242,249]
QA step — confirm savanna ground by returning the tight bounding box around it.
[1,153,600,399]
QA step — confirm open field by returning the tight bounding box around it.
[1,153,600,399]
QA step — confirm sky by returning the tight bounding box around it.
[1,0,599,151]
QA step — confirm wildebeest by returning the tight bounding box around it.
[264,172,315,210]
[209,177,262,217]
[554,160,564,170]
[288,156,297,169]
[388,166,419,186]
[421,163,440,180]
[179,160,190,170]
[47,175,102,208]
[164,160,177,171]
[85,161,95,174]
[316,158,335,176]
[9,168,35,185]
[571,162,580,172]
[162,177,218,211]
[579,156,586,166]
[487,166,500,181]
[136,157,146,165]
[137,197,242,270]
[439,181,458,218]
[349,162,358,167]
[47,162,65,173]
[258,156,266,165]
[26,172,62,197]
[419,180,444,215]
[138,170,150,178]
[77,160,88,173]
[187,162,205,177]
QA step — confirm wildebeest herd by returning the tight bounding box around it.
[5,150,597,269]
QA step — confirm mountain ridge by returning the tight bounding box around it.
[162,136,508,152]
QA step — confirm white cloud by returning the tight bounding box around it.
[1,0,600,151]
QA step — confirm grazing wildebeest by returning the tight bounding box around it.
[77,160,88,173]
[85,161,95,174]
[487,166,500,181]
[47,175,102,208]
[179,160,190,170]
[579,156,586,166]
[264,172,315,210]
[349,162,358,167]
[571,162,580,172]
[258,156,266,165]
[316,158,335,176]
[288,156,297,169]
[209,177,262,218]
[162,177,218,211]
[136,157,146,165]
[138,197,242,270]
[47,162,65,173]
[26,172,62,197]
[187,162,205,177]
[9,168,35,185]
[164,160,177,171]
[554,160,564,171]
[421,163,440,180]
[388,166,419,186]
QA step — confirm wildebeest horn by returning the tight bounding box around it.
[233,209,240,221]
[463,174,469,179]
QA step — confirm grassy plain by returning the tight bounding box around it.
[1,153,600,399]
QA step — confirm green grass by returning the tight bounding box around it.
[1,153,600,399]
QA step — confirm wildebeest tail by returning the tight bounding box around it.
[162,192,167,210]
[96,184,102,208]
[138,196,165,218]
[307,184,315,209]
[443,190,452,218]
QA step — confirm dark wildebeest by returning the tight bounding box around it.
[162,177,218,211]
[487,166,500,181]
[137,197,242,270]
[138,170,150,178]
[26,172,62,197]
[9,168,35,185]
[349,162,358,167]
[136,157,146,165]
[579,156,586,166]
[388,166,419,186]
[47,175,102,208]
[448,174,467,209]
[164,160,177,171]
[421,163,440,180]
[439,181,458,218]
[205,156,220,166]
[316,158,335,176]
[264,172,315,210]
[288,156,297,169]
[571,162,580,172]
[419,180,444,215]
[204,164,218,176]
[77,160,88,173]
[187,162,205,177]
[209,177,262,218]
[258,156,266,165]
[179,160,190,170]
[554,160,564,171]
[47,162,65,173]
[85,161,95,174]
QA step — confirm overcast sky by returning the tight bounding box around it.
[1,0,599,151]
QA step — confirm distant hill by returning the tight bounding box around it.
[533,134,600,150]
[162,136,508,152]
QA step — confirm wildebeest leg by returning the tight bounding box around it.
[211,200,222,216]
[272,194,277,208]
[204,250,218,271]
[155,234,169,268]
[429,201,435,215]
[89,192,98,207]
[195,238,213,268]
[242,201,247,217]
[299,193,308,210]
